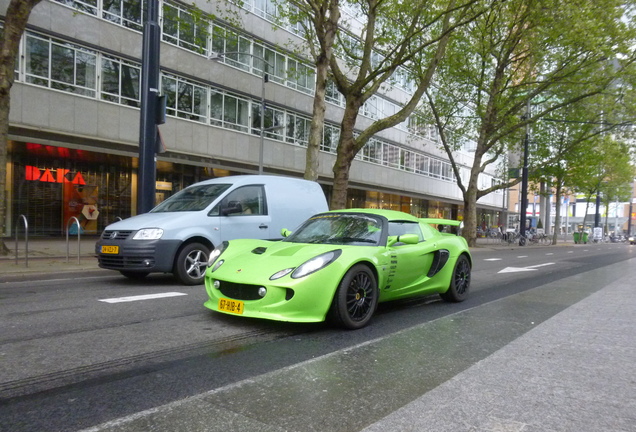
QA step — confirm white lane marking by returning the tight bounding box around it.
[546,253,554,256]
[498,262,555,274]
[517,256,528,258]
[484,258,502,261]
[99,292,188,303]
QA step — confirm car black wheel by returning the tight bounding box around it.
[174,242,210,285]
[440,254,471,302]
[120,270,149,280]
[329,264,378,330]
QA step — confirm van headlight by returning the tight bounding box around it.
[132,228,163,240]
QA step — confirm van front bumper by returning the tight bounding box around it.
[95,239,181,273]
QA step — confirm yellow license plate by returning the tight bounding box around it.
[101,245,119,254]
[218,298,244,315]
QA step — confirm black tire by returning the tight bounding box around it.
[329,264,378,330]
[174,242,210,285]
[120,270,149,280]
[440,254,471,302]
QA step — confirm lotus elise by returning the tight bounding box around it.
[204,209,471,329]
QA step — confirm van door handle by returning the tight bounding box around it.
[259,224,268,229]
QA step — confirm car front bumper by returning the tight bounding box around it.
[95,238,181,273]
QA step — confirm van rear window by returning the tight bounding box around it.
[151,184,231,212]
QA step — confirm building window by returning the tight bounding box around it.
[102,0,143,31]
[161,74,207,123]
[100,55,141,107]
[253,44,286,84]
[285,113,311,147]
[210,90,250,132]
[25,32,97,97]
[252,103,285,139]
[53,0,98,15]
[321,124,340,153]
[162,1,209,55]
[211,25,252,71]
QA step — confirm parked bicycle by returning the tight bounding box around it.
[502,231,552,246]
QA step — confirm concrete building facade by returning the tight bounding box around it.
[2,0,505,236]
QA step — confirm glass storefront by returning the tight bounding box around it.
[7,140,487,237]
[7,141,222,236]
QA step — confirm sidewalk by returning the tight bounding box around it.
[0,236,103,278]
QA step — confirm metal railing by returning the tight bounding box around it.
[66,217,81,264]
[15,214,29,267]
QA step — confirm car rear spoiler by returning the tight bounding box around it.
[420,218,462,227]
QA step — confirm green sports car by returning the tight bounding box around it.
[204,209,472,329]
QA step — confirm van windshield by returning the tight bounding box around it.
[151,184,231,212]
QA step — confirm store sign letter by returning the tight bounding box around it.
[25,166,86,185]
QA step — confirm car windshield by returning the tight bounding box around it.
[151,184,231,212]
[284,214,383,245]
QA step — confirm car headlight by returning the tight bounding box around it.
[132,228,163,240]
[270,268,294,280]
[208,241,229,268]
[290,250,342,279]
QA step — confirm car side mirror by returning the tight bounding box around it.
[221,200,243,216]
[281,228,292,237]
[387,233,419,247]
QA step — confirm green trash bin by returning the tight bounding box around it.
[573,232,580,244]
[582,232,589,244]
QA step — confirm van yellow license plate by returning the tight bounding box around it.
[101,245,119,254]
[218,298,244,315]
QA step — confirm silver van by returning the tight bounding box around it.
[95,175,328,284]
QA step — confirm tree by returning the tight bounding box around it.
[423,0,636,246]
[0,0,43,255]
[531,92,636,244]
[290,0,341,182]
[281,0,487,208]
[326,0,486,209]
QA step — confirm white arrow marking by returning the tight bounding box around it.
[99,292,188,303]
[498,262,555,274]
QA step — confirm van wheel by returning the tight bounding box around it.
[120,270,149,280]
[174,242,210,285]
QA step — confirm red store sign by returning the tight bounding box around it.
[25,165,86,185]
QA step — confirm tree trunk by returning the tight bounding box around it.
[304,0,339,181]
[0,0,44,255]
[330,101,359,209]
[462,185,479,247]
[304,53,329,181]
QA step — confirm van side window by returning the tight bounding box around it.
[210,185,267,216]
[388,221,424,241]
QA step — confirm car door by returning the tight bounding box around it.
[213,185,271,240]
[384,221,435,295]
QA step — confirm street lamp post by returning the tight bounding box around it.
[210,52,273,175]
[519,101,531,246]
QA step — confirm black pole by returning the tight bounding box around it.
[519,127,529,246]
[629,199,633,236]
[137,0,161,214]
[594,191,601,228]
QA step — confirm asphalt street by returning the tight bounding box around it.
[0,238,634,431]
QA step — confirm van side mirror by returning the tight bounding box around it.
[221,200,243,216]
[281,228,292,237]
